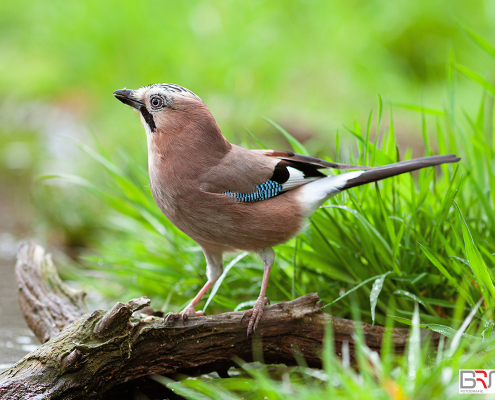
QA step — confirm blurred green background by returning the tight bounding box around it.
[0,0,494,309]
[2,0,494,147]
[5,2,495,397]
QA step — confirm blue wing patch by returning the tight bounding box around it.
[223,180,282,202]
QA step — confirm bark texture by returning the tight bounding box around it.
[0,241,411,400]
[14,241,87,343]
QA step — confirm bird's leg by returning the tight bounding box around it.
[242,247,275,336]
[164,281,213,324]
[165,249,223,325]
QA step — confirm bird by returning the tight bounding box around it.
[113,83,460,335]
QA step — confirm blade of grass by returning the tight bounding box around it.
[394,103,444,116]
[454,201,495,304]
[244,126,267,149]
[455,64,495,97]
[370,271,392,326]
[324,271,392,307]
[262,117,309,155]
[458,22,495,60]
[203,252,249,312]
[447,297,483,357]
[418,243,474,306]
[407,304,421,384]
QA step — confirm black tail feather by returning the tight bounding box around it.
[343,154,460,190]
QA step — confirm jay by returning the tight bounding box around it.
[113,83,460,335]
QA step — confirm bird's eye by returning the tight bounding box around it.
[150,96,164,109]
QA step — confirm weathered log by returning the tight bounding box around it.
[14,241,87,343]
[0,241,412,399]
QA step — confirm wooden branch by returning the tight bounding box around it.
[15,241,87,343]
[0,241,412,399]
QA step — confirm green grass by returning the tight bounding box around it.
[39,24,495,400]
[154,304,495,400]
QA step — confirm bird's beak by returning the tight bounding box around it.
[113,88,144,110]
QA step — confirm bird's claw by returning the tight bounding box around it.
[164,312,179,326]
[164,306,205,326]
[241,297,270,336]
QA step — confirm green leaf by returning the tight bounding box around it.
[394,290,424,305]
[364,109,372,165]
[455,64,495,97]
[234,300,256,312]
[447,297,483,356]
[458,22,495,60]
[326,271,392,307]
[325,205,394,263]
[377,93,383,128]
[244,127,267,149]
[263,117,309,155]
[392,220,406,274]
[418,243,473,306]
[370,271,391,325]
[335,129,340,160]
[389,315,426,328]
[394,103,444,116]
[425,324,480,346]
[408,304,421,381]
[454,201,495,304]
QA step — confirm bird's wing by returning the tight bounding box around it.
[251,149,375,171]
[251,149,376,192]
[199,146,371,202]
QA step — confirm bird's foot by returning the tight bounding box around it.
[241,297,270,336]
[164,305,205,326]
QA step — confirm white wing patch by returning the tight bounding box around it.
[298,171,364,217]
[281,166,320,191]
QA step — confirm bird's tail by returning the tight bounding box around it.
[298,154,460,217]
[342,154,460,190]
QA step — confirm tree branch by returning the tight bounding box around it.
[0,241,412,399]
[15,241,87,343]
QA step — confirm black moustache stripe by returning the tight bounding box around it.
[140,106,156,132]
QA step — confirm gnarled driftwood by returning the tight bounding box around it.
[0,241,412,399]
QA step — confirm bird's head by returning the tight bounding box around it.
[113,83,209,137]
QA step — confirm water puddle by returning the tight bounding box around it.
[0,256,39,372]
[0,328,38,372]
